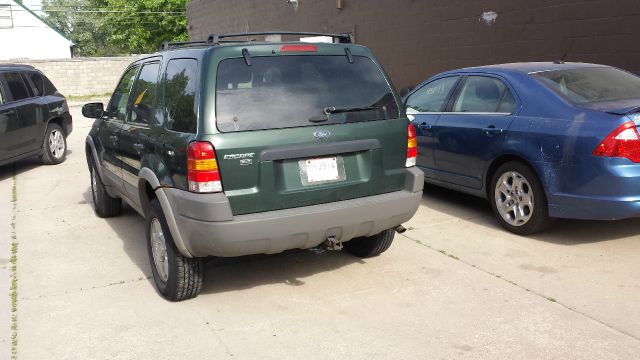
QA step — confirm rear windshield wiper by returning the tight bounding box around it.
[323,106,379,115]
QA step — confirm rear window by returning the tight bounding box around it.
[215,55,399,132]
[532,67,640,104]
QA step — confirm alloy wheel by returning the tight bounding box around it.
[49,129,65,159]
[494,171,534,226]
[150,218,169,283]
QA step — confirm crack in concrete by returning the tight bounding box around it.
[401,232,640,343]
[189,307,235,358]
[20,276,152,301]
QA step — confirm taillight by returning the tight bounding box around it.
[187,141,222,193]
[406,123,417,167]
[593,121,640,163]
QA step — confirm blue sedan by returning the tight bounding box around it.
[404,62,640,234]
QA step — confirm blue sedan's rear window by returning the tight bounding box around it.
[532,67,640,104]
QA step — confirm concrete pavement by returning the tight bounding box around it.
[1,105,640,359]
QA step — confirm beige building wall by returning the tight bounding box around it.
[0,56,137,96]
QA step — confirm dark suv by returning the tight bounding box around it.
[83,32,423,301]
[0,65,72,167]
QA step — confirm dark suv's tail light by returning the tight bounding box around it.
[406,123,417,167]
[593,121,640,163]
[187,141,222,193]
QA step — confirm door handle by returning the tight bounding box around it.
[482,126,504,136]
[418,123,432,130]
[133,143,145,153]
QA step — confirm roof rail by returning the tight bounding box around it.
[160,31,354,51]
[160,39,213,50]
[0,63,36,69]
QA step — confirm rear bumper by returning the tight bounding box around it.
[549,194,640,220]
[548,160,640,220]
[159,167,424,257]
[62,112,73,136]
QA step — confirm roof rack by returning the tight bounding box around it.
[160,31,353,50]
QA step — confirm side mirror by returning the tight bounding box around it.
[82,102,104,119]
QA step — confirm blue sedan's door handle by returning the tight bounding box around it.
[482,126,504,136]
[418,123,432,130]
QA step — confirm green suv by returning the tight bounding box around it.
[83,32,423,301]
[0,65,71,167]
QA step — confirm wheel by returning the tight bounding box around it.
[490,161,554,235]
[41,123,67,165]
[344,229,395,258]
[90,161,122,218]
[147,198,204,301]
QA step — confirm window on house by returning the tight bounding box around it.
[0,5,13,29]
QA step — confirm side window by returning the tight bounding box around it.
[42,75,58,96]
[28,72,44,97]
[0,82,5,105]
[3,72,30,101]
[107,65,139,121]
[165,59,198,133]
[406,76,459,113]
[452,76,516,113]
[130,62,160,125]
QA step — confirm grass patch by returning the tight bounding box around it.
[9,171,17,359]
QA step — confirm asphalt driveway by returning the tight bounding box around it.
[1,104,639,359]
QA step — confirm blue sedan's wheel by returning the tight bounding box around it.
[494,171,533,226]
[490,161,554,235]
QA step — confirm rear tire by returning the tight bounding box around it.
[344,229,395,258]
[90,161,122,218]
[489,161,554,235]
[147,198,204,301]
[40,123,67,165]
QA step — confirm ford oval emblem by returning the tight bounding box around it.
[314,130,331,139]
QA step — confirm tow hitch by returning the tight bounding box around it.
[394,225,407,234]
[323,235,343,251]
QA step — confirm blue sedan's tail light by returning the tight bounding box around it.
[593,121,640,163]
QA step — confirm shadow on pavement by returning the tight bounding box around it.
[0,149,75,182]
[421,182,640,245]
[82,188,362,295]
[0,156,41,182]
[201,250,362,295]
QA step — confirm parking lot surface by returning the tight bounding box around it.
[1,105,640,359]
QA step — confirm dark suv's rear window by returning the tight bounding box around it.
[215,55,399,132]
[532,67,640,104]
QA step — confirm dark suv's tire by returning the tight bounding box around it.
[147,198,204,301]
[490,161,554,235]
[90,161,122,218]
[344,229,395,258]
[40,123,67,165]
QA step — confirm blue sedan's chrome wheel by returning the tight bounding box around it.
[494,171,534,227]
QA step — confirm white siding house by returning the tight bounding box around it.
[0,0,73,60]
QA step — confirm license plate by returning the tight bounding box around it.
[304,157,339,183]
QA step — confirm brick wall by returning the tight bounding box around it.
[0,56,137,97]
[186,0,640,90]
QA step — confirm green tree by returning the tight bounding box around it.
[42,0,188,56]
